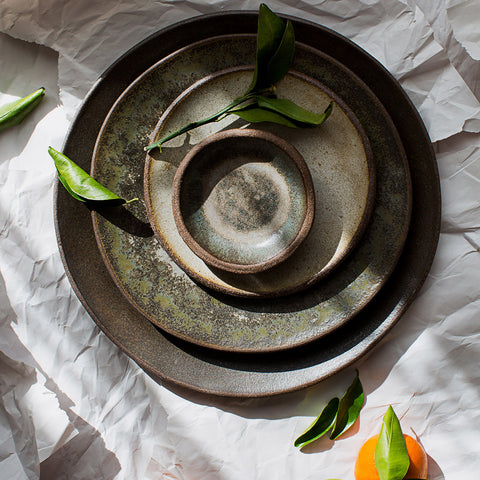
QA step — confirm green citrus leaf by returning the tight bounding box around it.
[231,104,300,128]
[256,97,333,126]
[247,4,291,92]
[294,397,339,448]
[374,406,410,480]
[264,19,295,87]
[0,87,45,131]
[48,146,126,203]
[56,169,86,202]
[330,369,364,439]
[144,5,332,152]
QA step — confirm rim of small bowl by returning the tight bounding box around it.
[170,128,316,274]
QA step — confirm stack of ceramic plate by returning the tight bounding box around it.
[56,12,440,397]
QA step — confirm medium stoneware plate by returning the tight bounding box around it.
[169,129,316,275]
[55,12,440,396]
[91,34,409,353]
[144,66,375,296]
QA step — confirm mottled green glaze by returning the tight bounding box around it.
[91,35,411,353]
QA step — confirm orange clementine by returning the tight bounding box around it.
[354,434,428,480]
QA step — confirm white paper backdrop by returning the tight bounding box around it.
[0,1,479,479]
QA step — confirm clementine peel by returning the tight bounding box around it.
[354,433,428,480]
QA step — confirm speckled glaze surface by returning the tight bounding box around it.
[91,34,409,353]
[145,66,374,296]
[56,13,440,396]
[168,129,315,274]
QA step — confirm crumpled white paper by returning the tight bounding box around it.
[1,1,480,479]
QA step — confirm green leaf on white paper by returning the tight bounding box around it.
[374,406,410,480]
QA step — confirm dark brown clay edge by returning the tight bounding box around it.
[170,128,316,274]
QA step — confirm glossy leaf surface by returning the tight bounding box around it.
[232,104,299,128]
[374,406,410,480]
[330,369,364,439]
[256,97,333,126]
[247,4,293,92]
[0,87,45,131]
[144,4,332,151]
[57,170,85,202]
[294,397,339,448]
[264,19,295,87]
[48,147,126,203]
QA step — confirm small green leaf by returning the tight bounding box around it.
[48,147,128,204]
[374,406,410,480]
[256,97,333,126]
[232,104,300,128]
[264,19,295,87]
[330,369,364,439]
[247,4,289,92]
[56,169,86,202]
[144,4,333,153]
[232,98,333,129]
[0,87,45,131]
[294,397,339,448]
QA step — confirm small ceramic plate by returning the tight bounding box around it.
[170,129,315,274]
[144,66,375,297]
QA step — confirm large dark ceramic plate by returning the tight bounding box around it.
[55,11,440,396]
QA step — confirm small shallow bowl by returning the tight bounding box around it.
[171,128,315,274]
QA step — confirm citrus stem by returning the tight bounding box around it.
[144,87,274,152]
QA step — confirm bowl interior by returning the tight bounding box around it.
[172,129,315,273]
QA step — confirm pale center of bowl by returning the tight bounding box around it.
[178,136,308,266]
[202,161,290,244]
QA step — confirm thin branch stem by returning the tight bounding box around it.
[145,95,248,151]
[144,87,274,152]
